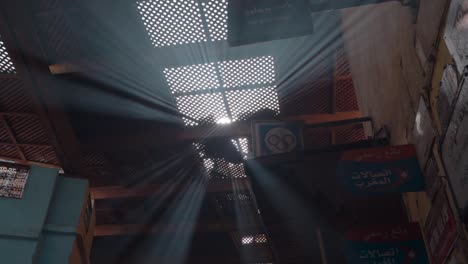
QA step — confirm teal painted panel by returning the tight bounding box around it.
[45,177,87,229]
[0,166,58,238]
[37,231,75,264]
[0,237,38,264]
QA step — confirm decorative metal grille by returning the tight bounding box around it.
[226,87,279,121]
[136,0,207,47]
[218,56,275,88]
[167,56,278,125]
[202,0,228,41]
[175,93,228,126]
[0,39,15,74]
[231,137,249,159]
[164,63,219,93]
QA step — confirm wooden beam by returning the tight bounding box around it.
[285,111,361,125]
[0,155,61,169]
[0,73,19,79]
[94,221,248,236]
[82,111,362,151]
[49,63,85,75]
[91,179,250,200]
[0,112,37,118]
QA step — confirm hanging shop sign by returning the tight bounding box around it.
[0,162,30,199]
[438,65,460,134]
[227,0,314,46]
[444,0,468,74]
[252,121,304,157]
[442,74,468,215]
[345,223,430,264]
[424,189,458,264]
[337,145,425,194]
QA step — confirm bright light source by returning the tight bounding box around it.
[242,236,254,244]
[216,117,231,124]
[226,87,280,121]
[175,93,228,126]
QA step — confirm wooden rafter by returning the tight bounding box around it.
[82,111,362,151]
[91,179,250,200]
[94,221,260,236]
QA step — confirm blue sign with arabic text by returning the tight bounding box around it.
[338,145,425,194]
[346,223,430,264]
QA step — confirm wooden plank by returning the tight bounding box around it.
[91,179,250,200]
[82,112,362,151]
[49,63,85,75]
[94,221,255,236]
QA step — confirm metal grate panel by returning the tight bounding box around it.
[231,137,249,159]
[176,93,228,125]
[0,39,15,74]
[164,63,219,93]
[0,79,34,113]
[242,234,268,245]
[6,116,50,144]
[335,79,359,112]
[21,145,59,164]
[218,57,275,88]
[280,79,331,115]
[0,122,11,143]
[335,124,366,145]
[136,0,207,47]
[202,0,228,41]
[226,87,279,121]
[0,145,21,159]
[203,158,247,179]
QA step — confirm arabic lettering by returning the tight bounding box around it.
[354,148,402,161]
[244,1,293,17]
[352,169,392,190]
[363,227,408,241]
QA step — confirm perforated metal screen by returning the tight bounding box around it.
[176,93,228,125]
[0,39,15,74]
[164,63,219,93]
[242,234,268,245]
[166,56,279,126]
[137,0,228,47]
[202,0,228,41]
[136,0,206,47]
[218,56,275,88]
